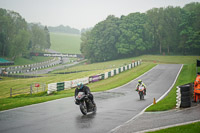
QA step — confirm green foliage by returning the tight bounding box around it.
[29,24,51,53]
[0,8,30,59]
[81,2,200,62]
[117,13,147,56]
[81,15,120,62]
[48,25,80,34]
[0,8,51,60]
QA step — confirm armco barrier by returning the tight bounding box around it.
[47,60,141,94]
[176,83,192,108]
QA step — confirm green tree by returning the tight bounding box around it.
[9,30,30,60]
[0,9,30,59]
[179,2,200,55]
[44,26,51,49]
[117,13,147,56]
[81,15,120,62]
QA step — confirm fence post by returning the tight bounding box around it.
[10,88,12,97]
[30,85,32,95]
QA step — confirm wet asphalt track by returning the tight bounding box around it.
[0,64,182,133]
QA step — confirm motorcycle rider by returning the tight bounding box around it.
[75,82,95,105]
[136,79,146,95]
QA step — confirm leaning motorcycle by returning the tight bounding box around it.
[138,86,145,100]
[75,92,97,115]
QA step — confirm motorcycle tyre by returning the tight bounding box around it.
[93,103,97,113]
[139,92,144,100]
[80,102,87,115]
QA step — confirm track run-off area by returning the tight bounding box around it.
[0,64,183,133]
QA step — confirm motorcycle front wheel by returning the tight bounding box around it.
[80,102,87,115]
[139,92,144,100]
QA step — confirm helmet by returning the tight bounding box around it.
[138,80,142,83]
[77,82,83,89]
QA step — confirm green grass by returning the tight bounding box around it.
[50,32,81,54]
[0,57,144,99]
[146,64,196,111]
[148,122,200,133]
[0,56,53,66]
[135,55,199,64]
[0,62,155,111]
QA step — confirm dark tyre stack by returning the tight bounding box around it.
[180,85,191,108]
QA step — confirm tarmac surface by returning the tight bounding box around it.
[112,104,200,133]
[0,64,191,133]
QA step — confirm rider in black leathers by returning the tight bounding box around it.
[74,82,95,105]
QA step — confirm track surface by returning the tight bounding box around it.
[0,64,182,133]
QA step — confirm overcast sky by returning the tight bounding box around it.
[0,0,199,30]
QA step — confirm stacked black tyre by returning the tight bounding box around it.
[180,85,191,108]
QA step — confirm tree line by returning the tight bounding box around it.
[48,25,80,34]
[80,2,200,63]
[0,8,51,60]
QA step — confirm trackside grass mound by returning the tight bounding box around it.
[148,121,200,133]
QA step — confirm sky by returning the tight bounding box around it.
[0,0,199,30]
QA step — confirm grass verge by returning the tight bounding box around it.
[0,63,155,111]
[148,121,200,133]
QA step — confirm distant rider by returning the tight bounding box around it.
[136,80,146,95]
[75,82,95,105]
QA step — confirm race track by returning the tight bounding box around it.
[0,64,182,133]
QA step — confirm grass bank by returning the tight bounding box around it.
[148,121,200,133]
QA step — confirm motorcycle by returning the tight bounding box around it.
[75,92,97,115]
[138,86,145,100]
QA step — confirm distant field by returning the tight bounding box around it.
[14,56,53,65]
[50,32,81,54]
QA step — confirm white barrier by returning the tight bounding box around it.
[125,65,127,70]
[47,83,57,94]
[104,72,109,79]
[71,77,89,88]
[64,81,71,90]
[47,60,141,94]
[116,68,119,74]
[129,64,132,69]
[176,86,181,108]
[121,67,123,72]
[111,70,114,77]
